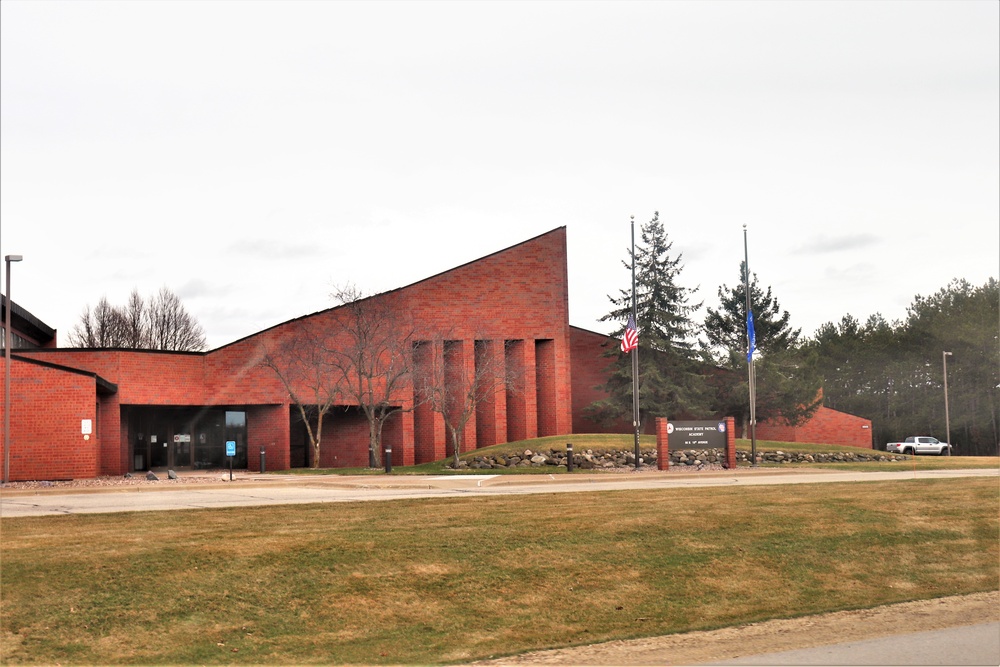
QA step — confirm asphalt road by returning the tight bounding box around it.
[711,621,1000,666]
[1,467,996,517]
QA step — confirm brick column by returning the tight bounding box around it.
[413,340,447,464]
[725,416,736,469]
[656,417,670,470]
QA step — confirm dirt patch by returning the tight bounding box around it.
[474,590,1000,665]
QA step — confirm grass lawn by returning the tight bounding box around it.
[1,477,997,665]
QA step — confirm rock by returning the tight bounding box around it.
[531,454,548,464]
[167,469,178,480]
[145,471,159,481]
[124,473,133,479]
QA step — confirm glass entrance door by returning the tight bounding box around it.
[169,434,192,468]
[148,433,169,468]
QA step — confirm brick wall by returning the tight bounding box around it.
[247,404,290,471]
[756,406,873,448]
[1,357,101,481]
[570,327,630,434]
[535,339,557,437]
[98,392,123,476]
[474,339,505,448]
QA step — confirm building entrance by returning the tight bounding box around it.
[129,407,247,471]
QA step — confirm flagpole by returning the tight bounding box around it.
[631,216,641,468]
[743,224,757,466]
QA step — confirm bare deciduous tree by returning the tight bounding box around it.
[69,296,127,348]
[146,287,207,351]
[416,337,523,468]
[328,284,417,468]
[121,288,147,349]
[68,287,206,351]
[258,319,341,469]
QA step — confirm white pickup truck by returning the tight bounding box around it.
[886,436,952,455]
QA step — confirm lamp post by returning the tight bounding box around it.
[4,254,23,484]
[942,351,952,456]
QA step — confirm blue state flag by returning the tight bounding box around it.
[747,311,756,362]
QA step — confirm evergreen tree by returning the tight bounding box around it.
[589,212,709,428]
[703,262,821,435]
[808,278,999,455]
[703,262,799,360]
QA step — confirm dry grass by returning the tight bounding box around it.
[1,478,997,665]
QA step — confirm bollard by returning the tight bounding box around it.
[566,443,574,472]
[259,447,266,474]
[384,446,392,474]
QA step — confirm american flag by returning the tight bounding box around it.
[620,313,638,353]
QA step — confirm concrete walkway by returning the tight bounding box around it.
[2,467,996,517]
[710,622,1000,665]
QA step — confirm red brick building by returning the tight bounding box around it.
[2,229,574,481]
[1,227,870,482]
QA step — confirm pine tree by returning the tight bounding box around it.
[703,262,821,435]
[589,212,710,428]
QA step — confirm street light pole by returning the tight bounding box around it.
[943,351,952,456]
[4,254,23,484]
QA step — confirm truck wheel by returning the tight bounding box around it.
[905,447,915,455]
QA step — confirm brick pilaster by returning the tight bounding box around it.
[656,417,670,470]
[725,416,736,469]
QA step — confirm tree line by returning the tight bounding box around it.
[809,279,998,455]
[593,213,999,456]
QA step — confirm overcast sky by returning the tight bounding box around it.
[2,0,997,350]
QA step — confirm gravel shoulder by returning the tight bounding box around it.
[475,590,1000,666]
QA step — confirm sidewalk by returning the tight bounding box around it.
[0,465,813,497]
[2,467,995,518]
